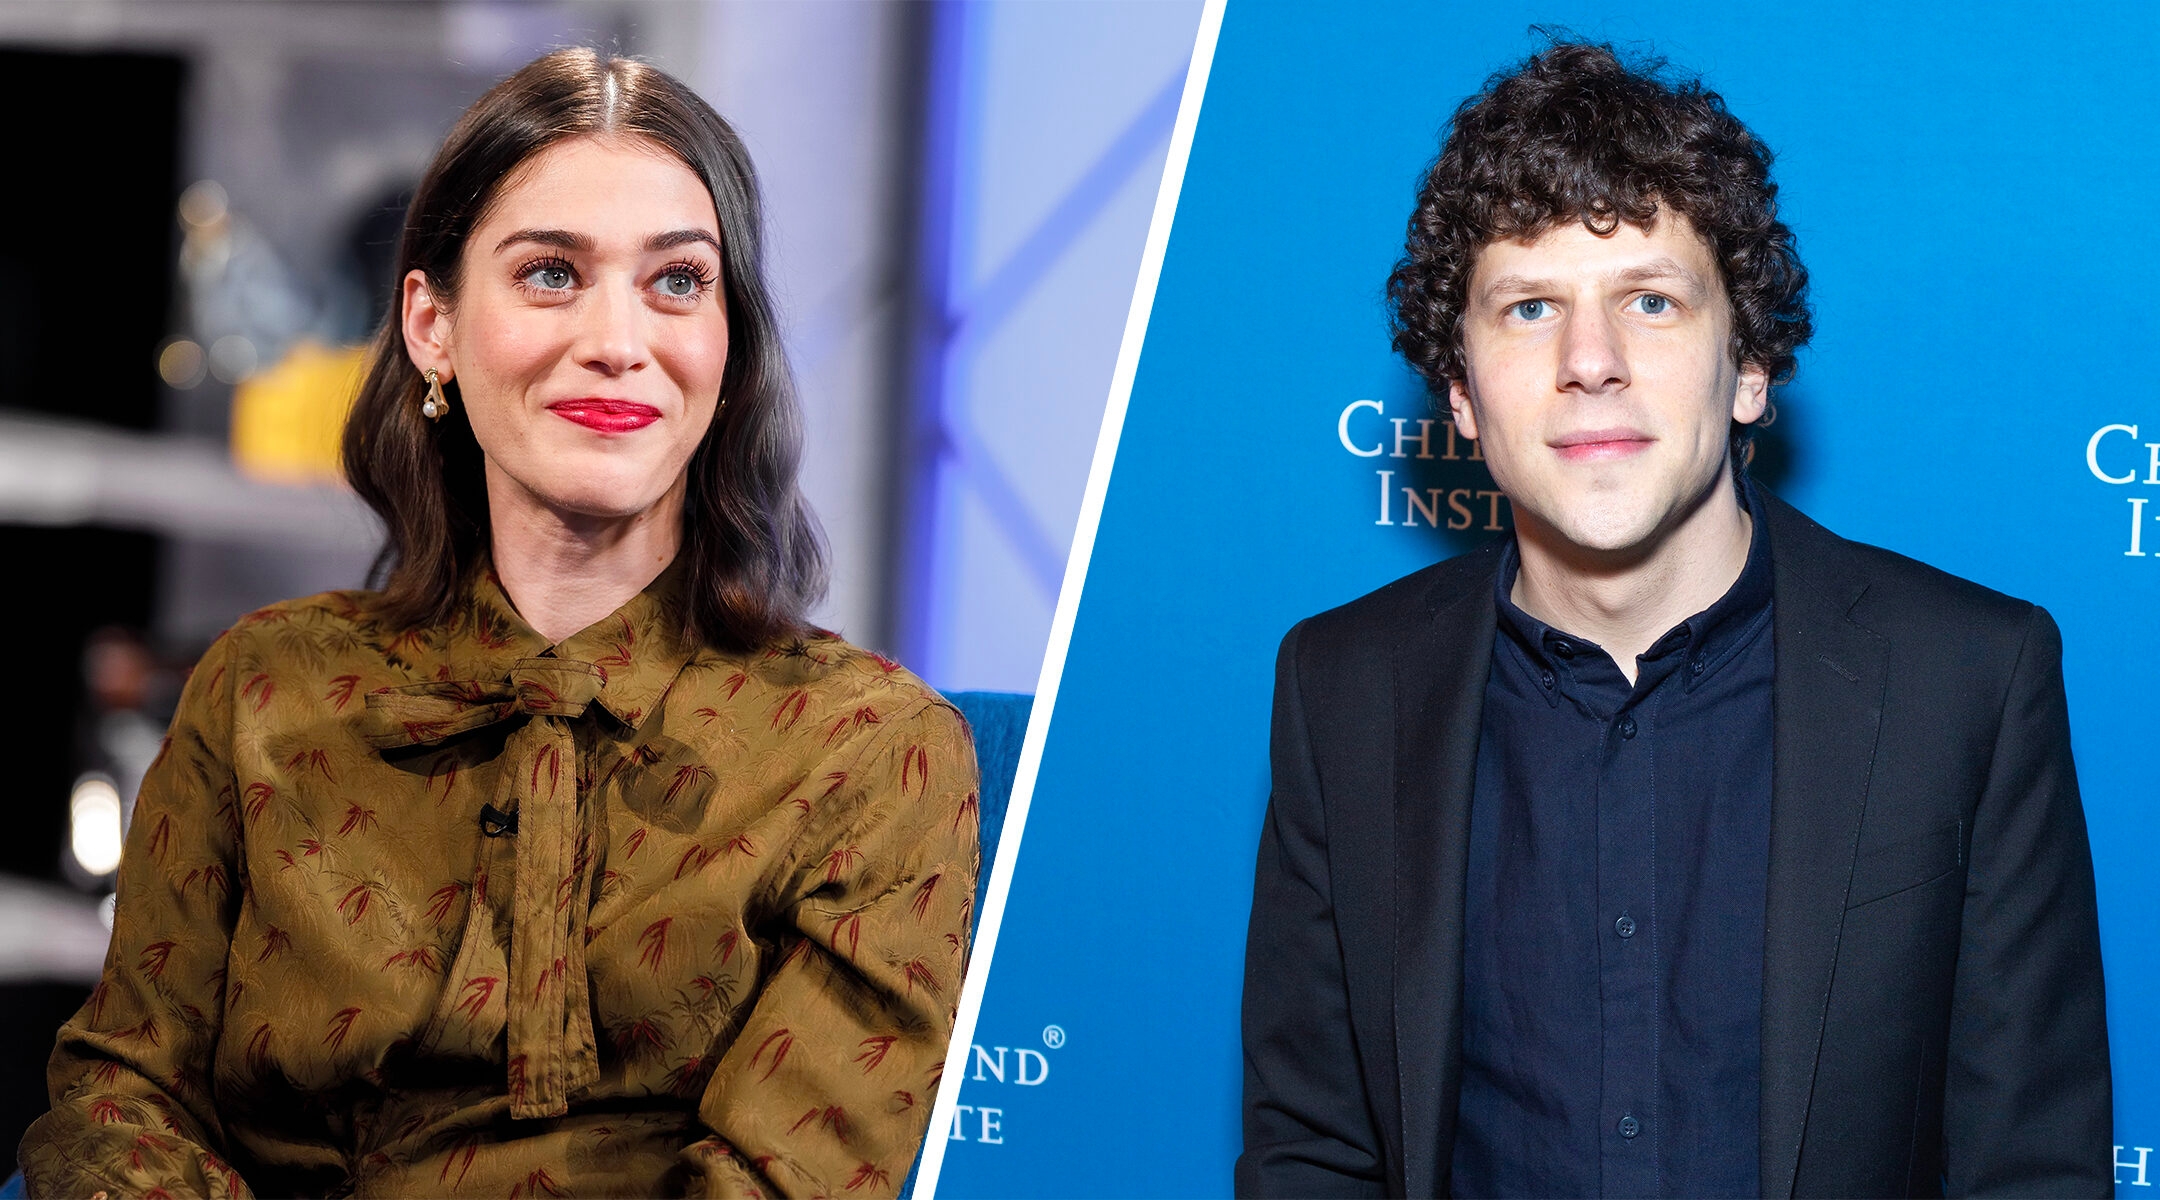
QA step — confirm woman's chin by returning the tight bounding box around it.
[488,456,687,526]
[576,498,674,526]
[517,483,678,526]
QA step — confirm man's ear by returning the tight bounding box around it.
[1448,378,1481,440]
[401,269,455,382]
[1731,361,1769,425]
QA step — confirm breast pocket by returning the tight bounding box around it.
[1845,820,1962,910]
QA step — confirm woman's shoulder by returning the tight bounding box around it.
[211,588,394,652]
[682,629,959,731]
[229,587,384,631]
[158,589,407,733]
[205,587,435,681]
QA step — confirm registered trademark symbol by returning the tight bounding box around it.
[1042,1024,1066,1050]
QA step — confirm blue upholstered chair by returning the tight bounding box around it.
[895,689,1030,1197]
[1,692,1032,1200]
[939,690,1029,924]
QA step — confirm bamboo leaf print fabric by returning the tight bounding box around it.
[19,563,980,1199]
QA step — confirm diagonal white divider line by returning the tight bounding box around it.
[913,1,1228,1194]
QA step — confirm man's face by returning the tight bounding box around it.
[1448,213,1768,557]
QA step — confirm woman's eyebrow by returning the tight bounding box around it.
[645,229,722,253]
[491,228,721,254]
[495,228,593,254]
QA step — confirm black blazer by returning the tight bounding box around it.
[1237,492,2111,1199]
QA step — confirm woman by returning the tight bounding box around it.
[20,49,977,1199]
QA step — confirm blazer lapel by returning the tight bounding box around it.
[1392,554,1498,1199]
[1759,497,1889,1198]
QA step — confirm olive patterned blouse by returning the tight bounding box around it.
[18,562,980,1199]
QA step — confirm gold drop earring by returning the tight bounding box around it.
[421,368,450,421]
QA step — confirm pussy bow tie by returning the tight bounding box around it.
[362,659,606,1119]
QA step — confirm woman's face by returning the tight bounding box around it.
[402,135,728,531]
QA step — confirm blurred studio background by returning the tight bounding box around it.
[0,0,1203,1155]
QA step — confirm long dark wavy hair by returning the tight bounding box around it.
[1388,40,1813,411]
[340,48,825,652]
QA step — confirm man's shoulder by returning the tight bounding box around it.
[1761,491,2041,641]
[1287,537,1504,660]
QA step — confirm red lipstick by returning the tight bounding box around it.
[1551,427,1653,462]
[548,399,661,434]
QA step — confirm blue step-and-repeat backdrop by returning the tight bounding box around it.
[933,3,2159,1195]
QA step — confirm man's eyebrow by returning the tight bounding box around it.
[1613,257,1708,294]
[1478,273,1551,303]
[1476,258,1709,305]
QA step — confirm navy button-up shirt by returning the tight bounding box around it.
[1452,483,1775,1199]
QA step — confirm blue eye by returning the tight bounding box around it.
[1632,294,1671,315]
[1510,299,1549,321]
[521,262,574,290]
[658,270,700,298]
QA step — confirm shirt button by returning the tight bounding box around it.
[1616,714,1637,739]
[1690,658,1706,676]
[1539,669,1555,689]
[1618,1114,1641,1139]
[1548,638,1574,657]
[1614,913,1636,938]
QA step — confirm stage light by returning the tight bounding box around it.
[178,179,229,230]
[159,337,207,388]
[210,334,259,384]
[69,774,124,878]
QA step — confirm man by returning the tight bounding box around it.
[1237,42,2110,1199]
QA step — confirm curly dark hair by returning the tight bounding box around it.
[1387,40,1811,397]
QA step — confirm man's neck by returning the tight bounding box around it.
[485,470,685,647]
[1509,471,1754,685]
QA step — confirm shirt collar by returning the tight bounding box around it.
[1494,473,1774,694]
[454,553,698,732]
